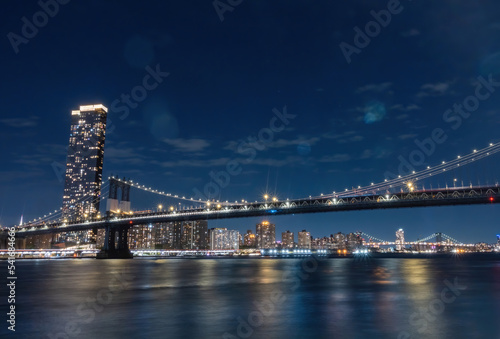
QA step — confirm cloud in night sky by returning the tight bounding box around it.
[163,138,210,152]
[416,82,453,98]
[363,101,387,124]
[0,116,39,128]
[356,82,392,94]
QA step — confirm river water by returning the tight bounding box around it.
[2,256,500,338]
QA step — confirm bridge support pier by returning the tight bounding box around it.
[97,224,133,259]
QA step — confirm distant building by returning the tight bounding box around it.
[333,232,346,249]
[298,230,311,249]
[244,230,256,247]
[182,220,208,249]
[172,221,183,249]
[128,224,156,249]
[395,228,405,251]
[155,223,174,249]
[281,231,294,248]
[256,221,276,249]
[209,228,239,250]
[25,234,55,249]
[62,104,108,221]
[346,232,362,250]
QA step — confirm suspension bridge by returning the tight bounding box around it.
[3,142,500,258]
[360,232,474,247]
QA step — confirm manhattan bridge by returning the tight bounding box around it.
[3,141,500,258]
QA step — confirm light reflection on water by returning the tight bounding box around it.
[2,257,500,338]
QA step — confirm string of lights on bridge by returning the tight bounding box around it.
[110,141,500,207]
[360,232,463,245]
[17,141,500,227]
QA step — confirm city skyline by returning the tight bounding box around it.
[3,2,500,339]
[1,1,500,244]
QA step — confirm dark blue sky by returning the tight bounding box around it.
[1,0,500,243]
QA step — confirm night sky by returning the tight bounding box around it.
[1,1,500,243]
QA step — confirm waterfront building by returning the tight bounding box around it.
[395,228,405,251]
[346,232,363,250]
[62,104,108,221]
[256,221,276,249]
[333,232,346,249]
[182,220,208,249]
[244,230,256,247]
[128,224,155,250]
[209,228,239,250]
[298,230,311,249]
[281,230,294,248]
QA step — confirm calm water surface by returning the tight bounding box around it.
[2,257,500,339]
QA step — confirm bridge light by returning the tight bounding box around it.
[473,149,477,153]
[264,194,269,201]
[272,197,278,202]
[490,197,494,202]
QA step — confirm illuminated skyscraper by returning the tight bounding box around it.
[298,230,311,249]
[209,228,239,250]
[282,230,294,248]
[256,221,276,249]
[62,104,107,221]
[395,228,405,251]
[182,220,208,249]
[244,230,256,247]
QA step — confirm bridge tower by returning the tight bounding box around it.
[436,232,443,243]
[106,177,131,214]
[97,177,133,259]
[96,223,133,259]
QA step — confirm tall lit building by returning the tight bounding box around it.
[298,230,311,249]
[396,228,405,251]
[62,104,107,221]
[256,221,276,249]
[209,228,239,250]
[182,220,208,249]
[128,224,155,249]
[282,230,294,248]
[244,230,256,247]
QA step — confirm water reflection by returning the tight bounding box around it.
[2,258,499,338]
